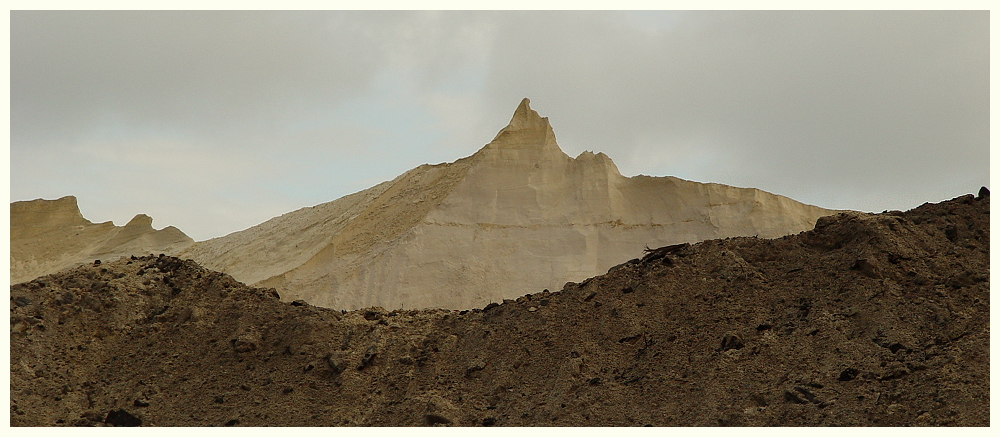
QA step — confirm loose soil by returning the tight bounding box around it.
[9,192,989,426]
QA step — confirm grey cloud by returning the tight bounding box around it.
[10,11,989,240]
[477,11,988,210]
[11,11,480,144]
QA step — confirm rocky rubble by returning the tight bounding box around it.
[9,191,988,426]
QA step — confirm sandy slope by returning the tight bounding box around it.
[181,99,840,309]
[9,196,193,284]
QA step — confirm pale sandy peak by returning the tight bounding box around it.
[575,150,623,177]
[124,214,154,229]
[179,99,842,310]
[506,97,549,131]
[481,98,563,157]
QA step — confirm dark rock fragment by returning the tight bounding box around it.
[466,359,486,376]
[54,292,75,305]
[850,259,881,279]
[797,299,812,319]
[224,419,240,426]
[231,337,257,353]
[977,186,989,199]
[717,334,744,351]
[12,296,31,307]
[358,345,377,370]
[879,367,910,381]
[93,259,101,265]
[482,417,496,426]
[783,390,808,404]
[133,399,150,407]
[641,243,689,263]
[483,302,499,312]
[619,335,641,344]
[608,258,640,273]
[81,411,104,423]
[872,334,907,353]
[793,386,820,404]
[944,225,958,242]
[622,287,634,294]
[425,414,452,426]
[291,300,307,307]
[946,272,975,289]
[887,253,908,264]
[104,409,142,427]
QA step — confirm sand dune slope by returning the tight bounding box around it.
[181,99,840,309]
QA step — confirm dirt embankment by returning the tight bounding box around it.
[9,191,989,426]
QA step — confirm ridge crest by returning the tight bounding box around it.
[481,98,564,157]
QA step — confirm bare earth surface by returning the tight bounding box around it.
[9,191,988,426]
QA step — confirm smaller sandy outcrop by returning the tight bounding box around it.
[9,196,193,283]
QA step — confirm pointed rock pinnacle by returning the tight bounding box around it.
[125,214,154,229]
[483,98,562,155]
[506,98,549,131]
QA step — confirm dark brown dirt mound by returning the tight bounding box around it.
[10,192,989,426]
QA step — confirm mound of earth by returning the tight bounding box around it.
[9,191,988,426]
[180,98,840,310]
[9,196,193,284]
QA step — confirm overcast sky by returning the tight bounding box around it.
[10,10,990,241]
